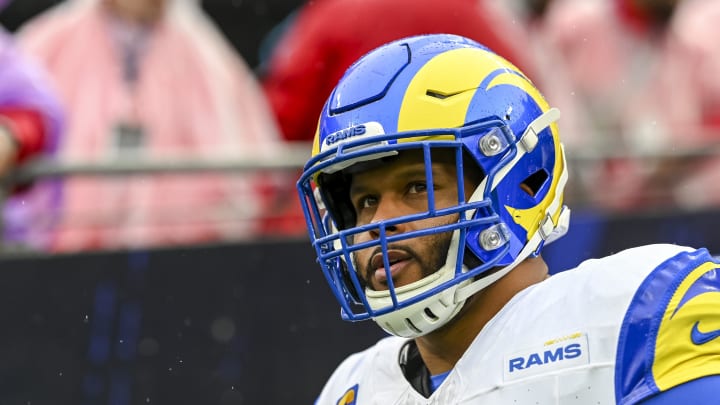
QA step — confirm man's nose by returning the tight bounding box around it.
[368,197,407,239]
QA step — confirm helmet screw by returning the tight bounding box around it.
[479,128,505,156]
[479,225,507,250]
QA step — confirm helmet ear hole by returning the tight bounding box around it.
[520,169,549,197]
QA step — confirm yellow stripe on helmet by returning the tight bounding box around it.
[492,72,564,237]
[397,48,520,137]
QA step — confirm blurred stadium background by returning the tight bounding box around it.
[1,1,719,404]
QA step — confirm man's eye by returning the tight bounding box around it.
[358,196,377,209]
[408,182,428,194]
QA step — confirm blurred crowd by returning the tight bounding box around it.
[0,0,718,254]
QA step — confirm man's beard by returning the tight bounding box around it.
[353,230,454,291]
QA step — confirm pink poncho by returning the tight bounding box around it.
[18,0,289,252]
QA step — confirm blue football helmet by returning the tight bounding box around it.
[297,34,570,338]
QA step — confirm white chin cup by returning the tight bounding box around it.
[364,231,471,338]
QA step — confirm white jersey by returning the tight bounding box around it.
[316,244,720,404]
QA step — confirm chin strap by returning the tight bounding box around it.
[454,143,570,304]
[518,107,561,154]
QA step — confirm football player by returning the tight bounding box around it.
[296,33,720,404]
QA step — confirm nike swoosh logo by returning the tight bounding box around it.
[690,321,720,345]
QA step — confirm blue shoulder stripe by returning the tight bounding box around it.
[615,248,720,404]
[637,375,720,404]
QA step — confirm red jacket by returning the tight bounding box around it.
[262,0,532,141]
[0,107,45,163]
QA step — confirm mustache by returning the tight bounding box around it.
[363,244,420,281]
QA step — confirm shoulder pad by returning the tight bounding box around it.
[615,248,720,404]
